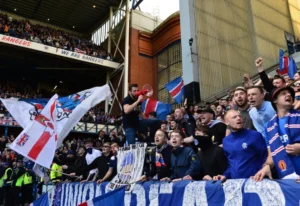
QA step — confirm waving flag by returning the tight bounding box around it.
[278,49,289,75]
[142,98,172,120]
[30,192,49,206]
[165,77,184,104]
[1,84,111,148]
[278,49,298,78]
[9,95,58,168]
[78,186,125,206]
[288,56,298,79]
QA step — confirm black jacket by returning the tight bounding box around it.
[68,155,87,178]
[209,121,227,145]
[144,144,172,180]
[176,118,196,138]
[76,156,109,180]
[198,144,228,177]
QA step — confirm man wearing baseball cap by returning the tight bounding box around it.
[254,86,300,181]
[197,107,227,145]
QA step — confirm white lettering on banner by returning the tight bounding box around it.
[95,184,102,198]
[60,184,65,206]
[149,183,160,206]
[67,184,74,206]
[223,179,245,206]
[159,182,173,194]
[125,184,146,206]
[77,183,84,204]
[244,179,285,206]
[74,184,79,206]
[48,185,56,206]
[183,182,208,206]
[0,34,119,68]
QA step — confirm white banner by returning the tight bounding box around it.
[0,34,119,68]
[107,143,147,192]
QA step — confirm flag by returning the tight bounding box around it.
[30,192,49,206]
[9,94,58,168]
[33,163,45,178]
[1,85,111,148]
[288,56,298,79]
[142,98,172,120]
[278,49,289,75]
[75,48,86,55]
[78,186,125,206]
[165,77,184,104]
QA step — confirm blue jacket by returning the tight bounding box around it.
[223,129,267,179]
[170,147,201,179]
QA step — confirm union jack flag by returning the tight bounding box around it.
[16,133,29,147]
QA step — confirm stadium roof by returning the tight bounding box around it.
[0,0,122,33]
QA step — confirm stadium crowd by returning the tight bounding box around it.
[0,57,300,205]
[0,13,110,60]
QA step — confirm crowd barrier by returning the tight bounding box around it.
[41,179,300,206]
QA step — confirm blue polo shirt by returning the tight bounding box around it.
[223,129,268,179]
[249,101,276,138]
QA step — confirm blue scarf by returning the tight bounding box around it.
[266,109,300,178]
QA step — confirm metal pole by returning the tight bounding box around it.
[123,0,130,97]
[108,6,113,54]
[105,72,110,114]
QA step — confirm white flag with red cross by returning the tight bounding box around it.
[9,94,58,168]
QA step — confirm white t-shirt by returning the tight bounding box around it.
[85,148,101,174]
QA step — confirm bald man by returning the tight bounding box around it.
[213,110,267,181]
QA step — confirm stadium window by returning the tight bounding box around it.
[157,41,182,104]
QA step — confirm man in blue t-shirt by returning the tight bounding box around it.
[254,87,300,181]
[122,84,144,144]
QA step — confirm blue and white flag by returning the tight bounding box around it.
[165,77,184,104]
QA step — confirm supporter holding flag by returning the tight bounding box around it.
[254,87,300,181]
[160,130,201,182]
[213,110,267,181]
[247,86,276,138]
[165,77,184,104]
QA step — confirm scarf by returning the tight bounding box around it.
[266,109,300,178]
[155,144,168,168]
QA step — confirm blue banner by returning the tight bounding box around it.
[38,179,300,206]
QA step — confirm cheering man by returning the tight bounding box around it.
[214,110,267,181]
[254,87,300,181]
